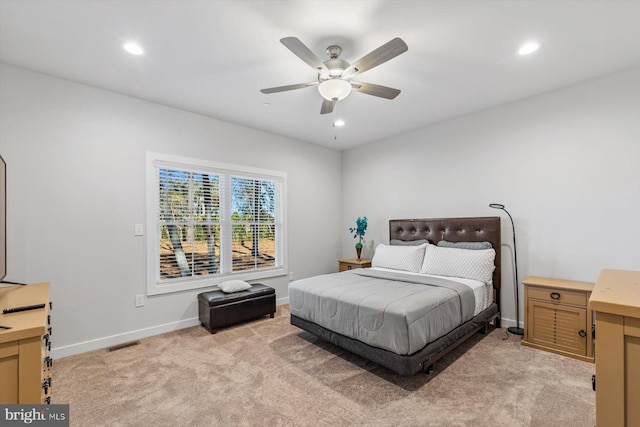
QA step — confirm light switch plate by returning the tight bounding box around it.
[134,224,144,236]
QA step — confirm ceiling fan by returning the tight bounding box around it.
[260,37,408,115]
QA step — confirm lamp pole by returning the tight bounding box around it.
[489,203,524,335]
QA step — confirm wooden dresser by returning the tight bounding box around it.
[0,282,52,404]
[589,269,640,427]
[522,276,594,362]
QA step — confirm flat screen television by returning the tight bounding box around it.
[1,155,5,281]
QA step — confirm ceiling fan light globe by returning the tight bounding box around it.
[318,79,352,101]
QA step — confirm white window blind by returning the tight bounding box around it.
[146,152,286,295]
[157,168,221,280]
[229,176,280,272]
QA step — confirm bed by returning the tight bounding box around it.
[288,216,501,376]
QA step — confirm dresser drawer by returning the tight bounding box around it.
[0,341,19,358]
[527,287,587,306]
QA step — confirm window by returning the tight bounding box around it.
[146,152,287,295]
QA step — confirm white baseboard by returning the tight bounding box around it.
[499,317,522,329]
[51,317,201,359]
[52,298,290,359]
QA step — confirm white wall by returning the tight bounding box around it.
[2,62,638,355]
[0,64,343,357]
[342,66,640,329]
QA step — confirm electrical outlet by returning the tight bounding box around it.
[134,224,144,236]
[289,272,294,281]
[135,294,144,307]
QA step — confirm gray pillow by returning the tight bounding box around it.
[437,240,492,250]
[390,239,429,246]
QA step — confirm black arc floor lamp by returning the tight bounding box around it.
[489,203,524,335]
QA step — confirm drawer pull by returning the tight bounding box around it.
[42,378,50,395]
[347,265,352,270]
[579,329,587,338]
[550,292,561,300]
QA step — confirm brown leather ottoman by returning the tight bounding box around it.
[198,283,276,334]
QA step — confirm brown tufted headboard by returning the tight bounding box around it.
[389,217,501,307]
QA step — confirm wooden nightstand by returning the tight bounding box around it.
[338,258,371,272]
[522,276,594,362]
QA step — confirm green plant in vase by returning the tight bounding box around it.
[349,216,368,260]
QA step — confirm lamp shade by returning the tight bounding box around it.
[318,79,352,101]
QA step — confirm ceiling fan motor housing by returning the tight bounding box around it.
[325,45,342,59]
[323,58,350,78]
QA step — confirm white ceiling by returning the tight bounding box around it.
[1,1,640,150]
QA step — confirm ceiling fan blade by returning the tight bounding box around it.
[260,81,318,94]
[320,98,335,115]
[342,38,408,78]
[280,37,329,77]
[351,81,401,99]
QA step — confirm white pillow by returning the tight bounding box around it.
[371,243,427,273]
[420,244,496,283]
[218,280,252,293]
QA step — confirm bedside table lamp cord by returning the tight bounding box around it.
[489,203,524,336]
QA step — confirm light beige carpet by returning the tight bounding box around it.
[53,305,595,426]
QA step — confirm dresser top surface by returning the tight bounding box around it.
[589,269,640,318]
[0,282,49,344]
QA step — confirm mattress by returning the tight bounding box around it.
[372,267,493,316]
[288,268,479,355]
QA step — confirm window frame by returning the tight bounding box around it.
[146,152,287,296]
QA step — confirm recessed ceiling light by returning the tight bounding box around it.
[518,41,540,56]
[123,42,144,56]
[334,120,345,127]
[263,103,271,108]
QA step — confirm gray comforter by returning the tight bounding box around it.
[288,269,475,355]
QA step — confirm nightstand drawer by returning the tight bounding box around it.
[527,287,587,306]
[338,258,371,272]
